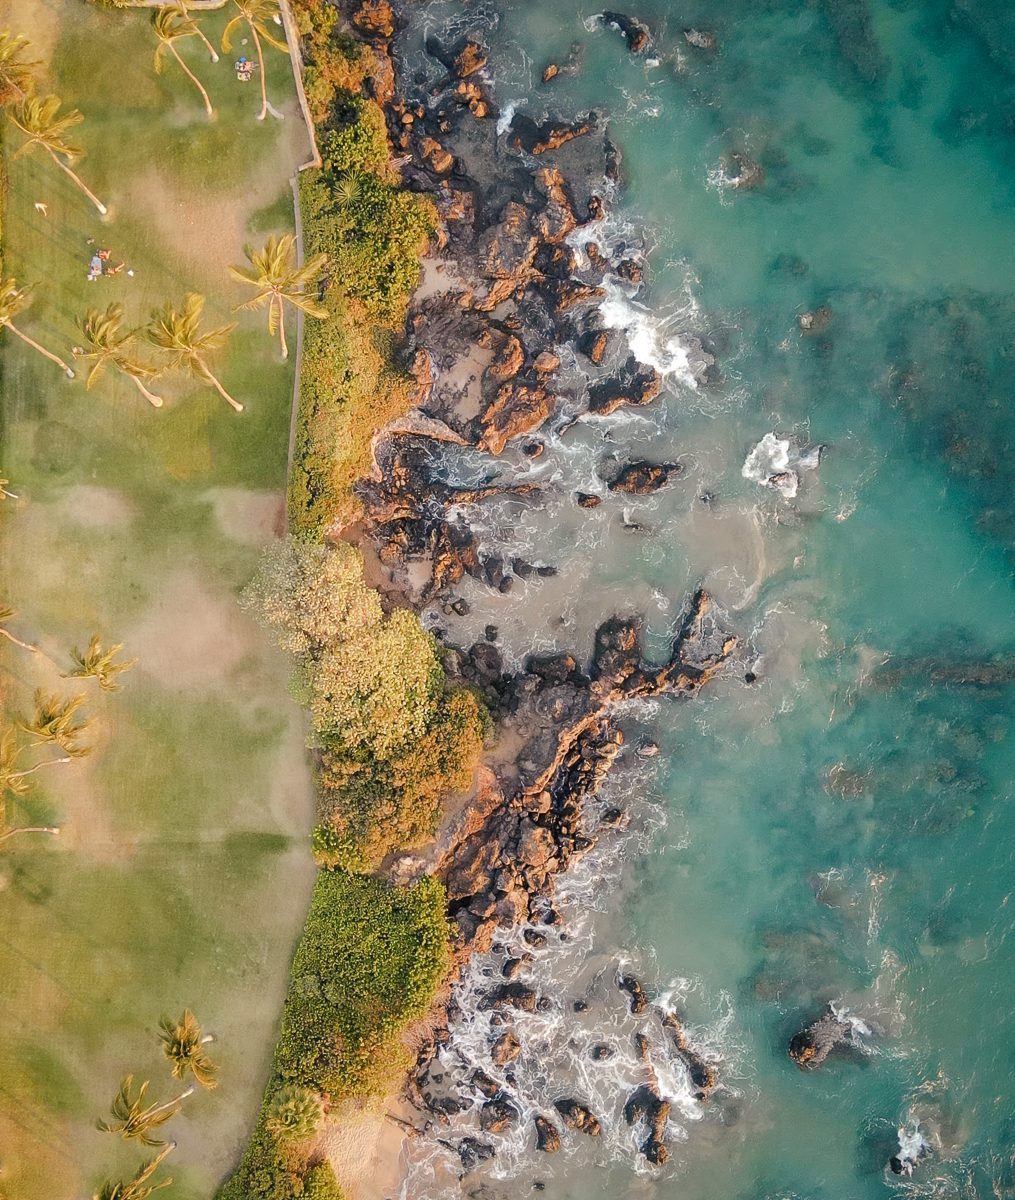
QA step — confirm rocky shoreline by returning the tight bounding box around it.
[338,0,736,1177]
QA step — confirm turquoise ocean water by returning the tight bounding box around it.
[404,2,1015,1198]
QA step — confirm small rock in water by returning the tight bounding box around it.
[636,739,659,757]
[554,1098,602,1136]
[523,928,547,948]
[480,1096,520,1133]
[798,305,832,335]
[534,1114,562,1152]
[491,1030,522,1065]
[683,27,716,49]
[458,1136,495,1171]
[619,973,649,1014]
[502,954,533,979]
[576,492,602,508]
[590,1042,616,1060]
[484,625,498,642]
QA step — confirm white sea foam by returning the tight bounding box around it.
[496,100,520,136]
[598,280,701,388]
[741,433,823,499]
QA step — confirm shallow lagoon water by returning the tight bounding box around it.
[405,1,1015,1198]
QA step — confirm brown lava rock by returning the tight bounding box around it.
[607,460,683,494]
[534,1114,561,1152]
[554,1099,602,1136]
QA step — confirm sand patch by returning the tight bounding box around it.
[127,569,254,687]
[57,484,133,530]
[205,486,286,546]
[321,1103,407,1200]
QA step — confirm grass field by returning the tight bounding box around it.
[0,2,318,1196]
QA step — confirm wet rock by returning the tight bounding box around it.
[554,1099,602,1136]
[590,1043,616,1061]
[615,257,643,286]
[351,0,395,39]
[480,981,538,1012]
[516,820,557,868]
[534,1114,561,1152]
[509,112,599,155]
[624,1084,671,1165]
[730,152,764,190]
[479,383,555,456]
[661,1011,717,1099]
[601,11,651,53]
[579,329,610,364]
[533,350,560,374]
[607,460,683,493]
[683,27,716,49]
[481,1096,520,1133]
[454,40,487,78]
[798,305,833,335]
[575,492,602,508]
[471,1068,501,1098]
[502,954,531,980]
[484,332,526,382]
[587,360,662,416]
[534,167,579,244]
[491,1030,522,1066]
[419,135,454,175]
[619,973,649,1014]
[636,739,659,758]
[524,929,548,948]
[458,1136,495,1171]
[542,62,560,83]
[788,1007,856,1069]
[451,598,470,616]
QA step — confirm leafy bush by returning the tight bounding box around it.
[321,99,391,179]
[292,0,368,128]
[243,538,444,759]
[266,1086,325,1141]
[219,872,447,1199]
[315,688,488,871]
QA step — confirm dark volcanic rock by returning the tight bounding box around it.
[623,1084,671,1164]
[534,1114,561,1152]
[788,1007,856,1069]
[454,39,487,77]
[554,1099,602,1136]
[619,973,649,1014]
[587,359,662,416]
[607,460,683,494]
[480,981,538,1012]
[491,1030,522,1065]
[600,11,651,53]
[509,112,598,155]
[575,492,602,508]
[458,1136,495,1171]
[480,1096,520,1132]
[661,1010,717,1100]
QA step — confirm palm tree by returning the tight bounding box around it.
[74,305,164,408]
[0,728,61,843]
[158,1010,218,1088]
[152,7,214,119]
[144,293,242,413]
[94,1144,176,1200]
[66,634,138,691]
[19,689,91,758]
[221,0,288,121]
[97,1076,194,1146]
[0,31,38,108]
[229,234,328,359]
[176,0,219,62]
[0,278,75,378]
[8,94,108,214]
[0,471,18,500]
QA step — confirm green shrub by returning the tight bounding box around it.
[321,99,391,178]
[266,1086,325,1141]
[315,688,488,871]
[303,1163,345,1200]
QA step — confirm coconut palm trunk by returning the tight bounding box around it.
[46,147,107,215]
[178,1,219,61]
[201,361,243,412]
[3,320,75,377]
[131,375,164,408]
[0,824,60,843]
[7,757,73,782]
[249,22,269,121]
[276,296,288,358]
[168,41,213,117]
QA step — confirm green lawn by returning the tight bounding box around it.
[0,3,318,1197]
